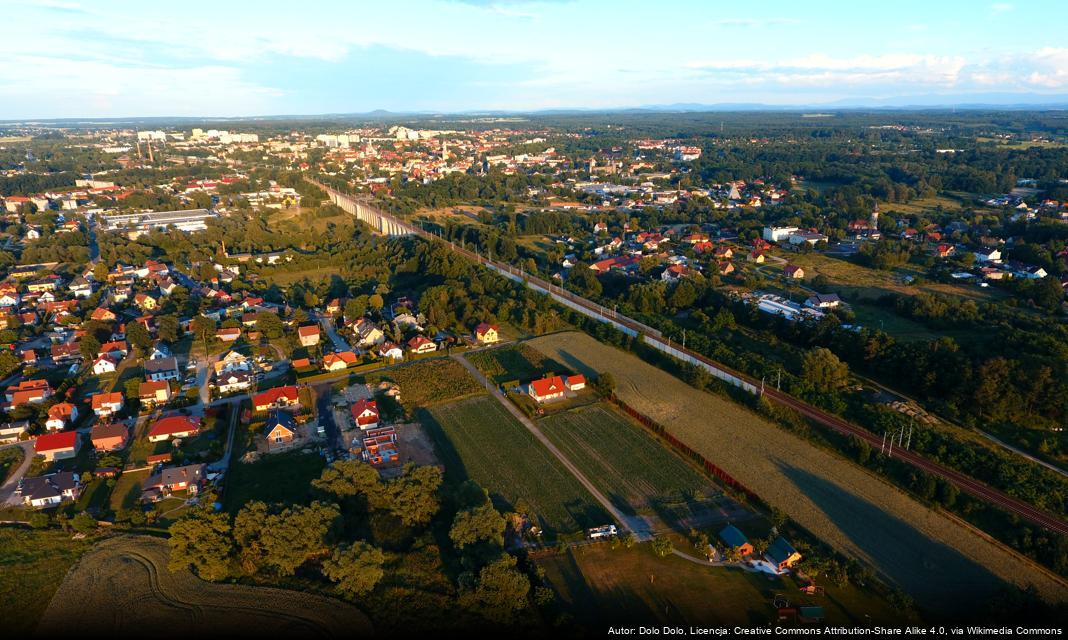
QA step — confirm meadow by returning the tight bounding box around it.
[365,357,483,411]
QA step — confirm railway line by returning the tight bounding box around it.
[311,179,1068,537]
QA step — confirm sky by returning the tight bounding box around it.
[2,0,1067,119]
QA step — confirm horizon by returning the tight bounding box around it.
[3,0,1067,119]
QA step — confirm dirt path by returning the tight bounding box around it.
[452,353,655,541]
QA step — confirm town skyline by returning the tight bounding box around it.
[3,0,1067,119]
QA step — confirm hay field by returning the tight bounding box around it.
[37,536,373,638]
[528,331,1067,613]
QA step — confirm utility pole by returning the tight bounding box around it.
[682,329,686,350]
[887,432,894,457]
[880,431,887,455]
[776,369,781,391]
[906,423,913,450]
[760,376,765,398]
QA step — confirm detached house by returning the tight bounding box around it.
[45,402,78,432]
[92,354,119,375]
[144,356,180,382]
[528,375,567,403]
[407,335,437,354]
[35,430,81,461]
[90,392,124,418]
[297,324,321,347]
[263,410,298,448]
[91,422,128,452]
[147,415,200,443]
[475,322,500,344]
[139,380,173,408]
[19,471,81,508]
[351,399,380,430]
[718,524,753,557]
[253,385,300,413]
[322,351,358,372]
[141,463,206,501]
[764,537,802,572]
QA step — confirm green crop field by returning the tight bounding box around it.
[538,404,731,528]
[366,357,483,410]
[0,527,93,634]
[423,395,610,536]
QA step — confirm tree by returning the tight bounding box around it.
[385,463,442,527]
[368,294,384,313]
[344,296,368,320]
[71,512,97,534]
[192,315,216,355]
[322,542,386,598]
[255,311,285,340]
[126,322,152,353]
[168,511,234,581]
[233,501,340,576]
[313,459,386,505]
[157,314,180,343]
[450,502,506,549]
[462,554,530,623]
[93,261,110,282]
[801,347,850,394]
[80,335,101,360]
[0,350,20,378]
[651,536,673,558]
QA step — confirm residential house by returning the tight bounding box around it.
[134,292,158,311]
[718,524,753,557]
[475,322,500,344]
[99,340,128,359]
[45,403,78,432]
[407,335,437,355]
[213,350,250,376]
[34,430,81,461]
[141,463,206,501]
[139,380,173,408]
[216,371,254,394]
[216,327,241,342]
[253,385,300,413]
[764,537,802,571]
[91,422,128,451]
[90,307,117,323]
[351,399,380,430]
[804,293,841,309]
[322,351,358,371]
[746,249,765,264]
[90,392,124,418]
[297,324,321,347]
[0,421,29,444]
[147,415,201,443]
[783,265,805,279]
[18,472,81,508]
[8,379,52,407]
[144,356,180,382]
[528,375,566,403]
[263,410,298,448]
[378,342,403,360]
[92,354,119,375]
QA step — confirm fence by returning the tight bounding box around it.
[607,393,759,502]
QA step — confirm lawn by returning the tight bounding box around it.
[0,527,93,634]
[527,331,1066,613]
[365,357,483,411]
[465,343,567,385]
[0,446,24,484]
[423,395,610,537]
[109,468,151,511]
[222,449,326,513]
[537,542,910,627]
[537,404,727,527]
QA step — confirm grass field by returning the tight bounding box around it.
[36,535,372,636]
[528,331,1067,613]
[365,357,483,411]
[223,450,326,513]
[0,527,93,634]
[110,469,151,511]
[465,343,567,384]
[538,542,911,626]
[423,395,610,536]
[0,446,24,484]
[537,404,733,529]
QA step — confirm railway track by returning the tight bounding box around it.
[314,180,1068,537]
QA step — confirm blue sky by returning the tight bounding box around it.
[2,0,1066,118]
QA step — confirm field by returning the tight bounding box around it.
[528,331,1067,613]
[423,395,610,536]
[365,357,483,410]
[223,450,326,513]
[36,536,373,637]
[0,527,93,634]
[538,542,910,627]
[465,343,567,384]
[537,404,739,530]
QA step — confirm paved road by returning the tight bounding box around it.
[316,312,352,352]
[451,353,654,541]
[0,441,36,506]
